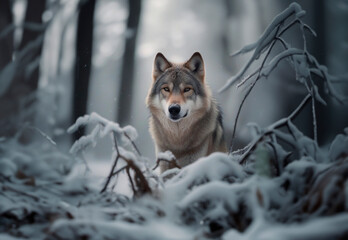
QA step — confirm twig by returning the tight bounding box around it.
[125,158,152,196]
[111,165,127,177]
[124,133,141,156]
[304,76,318,142]
[278,18,316,39]
[265,140,280,176]
[240,94,311,164]
[100,133,121,193]
[308,55,346,104]
[311,91,318,142]
[237,67,262,88]
[126,167,136,194]
[3,185,40,201]
[229,26,281,152]
[231,142,252,155]
[69,113,151,196]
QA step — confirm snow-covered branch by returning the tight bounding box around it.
[220,2,347,152]
[68,112,151,196]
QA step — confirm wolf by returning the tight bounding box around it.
[146,52,227,173]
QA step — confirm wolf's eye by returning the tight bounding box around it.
[163,87,170,92]
[184,87,191,93]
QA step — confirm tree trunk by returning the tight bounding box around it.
[0,1,13,71]
[116,0,141,126]
[16,0,46,97]
[73,0,96,140]
[0,0,45,140]
[0,1,13,136]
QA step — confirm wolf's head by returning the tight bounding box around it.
[146,52,211,123]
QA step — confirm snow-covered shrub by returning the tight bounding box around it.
[0,132,78,237]
[67,112,152,196]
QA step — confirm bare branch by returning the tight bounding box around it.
[124,132,141,156]
[229,26,281,152]
[100,133,121,193]
[239,94,311,164]
[126,167,136,194]
[111,165,128,177]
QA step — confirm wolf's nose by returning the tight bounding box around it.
[169,104,181,116]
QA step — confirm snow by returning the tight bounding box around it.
[2,121,348,239]
[178,180,246,212]
[329,127,348,161]
[0,158,17,177]
[157,151,176,161]
[223,214,348,240]
[164,153,244,197]
[69,123,101,155]
[68,112,138,155]
[50,218,193,240]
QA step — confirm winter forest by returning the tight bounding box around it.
[1,0,348,239]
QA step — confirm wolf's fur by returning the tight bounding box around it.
[146,52,226,173]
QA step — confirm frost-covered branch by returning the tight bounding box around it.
[68,112,151,196]
[221,2,347,152]
[152,151,181,171]
[220,2,305,91]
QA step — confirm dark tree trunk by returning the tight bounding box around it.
[16,0,46,94]
[0,0,45,139]
[73,0,96,140]
[0,1,13,71]
[0,0,14,134]
[312,0,327,144]
[116,0,141,126]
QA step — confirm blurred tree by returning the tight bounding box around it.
[116,0,141,126]
[0,1,15,137]
[0,1,13,72]
[73,0,96,140]
[0,0,46,141]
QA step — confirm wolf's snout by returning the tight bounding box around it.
[169,104,181,117]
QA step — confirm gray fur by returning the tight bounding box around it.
[146,52,227,173]
[150,68,205,97]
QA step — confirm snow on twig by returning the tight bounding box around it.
[68,112,150,196]
[152,151,181,171]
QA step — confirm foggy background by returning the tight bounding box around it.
[0,0,347,168]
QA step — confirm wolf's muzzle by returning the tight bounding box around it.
[169,104,181,120]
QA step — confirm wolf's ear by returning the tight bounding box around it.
[184,52,205,82]
[153,53,172,81]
